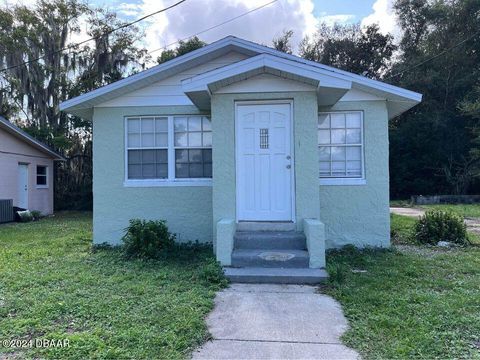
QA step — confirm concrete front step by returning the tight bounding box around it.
[234,231,306,250]
[236,222,296,232]
[231,249,309,268]
[224,267,328,284]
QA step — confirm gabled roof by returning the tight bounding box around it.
[60,36,422,119]
[0,116,66,160]
[182,53,353,110]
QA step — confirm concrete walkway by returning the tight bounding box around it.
[192,284,360,360]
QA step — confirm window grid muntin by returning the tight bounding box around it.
[174,116,212,179]
[127,116,169,180]
[318,112,364,179]
[36,165,47,186]
[125,115,212,181]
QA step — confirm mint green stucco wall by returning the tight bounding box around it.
[319,101,391,248]
[91,98,390,249]
[211,92,321,250]
[92,106,212,245]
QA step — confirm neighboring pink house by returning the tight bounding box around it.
[0,116,65,215]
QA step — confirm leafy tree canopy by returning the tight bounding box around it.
[157,36,206,64]
[388,0,480,197]
[0,0,149,210]
[299,23,397,79]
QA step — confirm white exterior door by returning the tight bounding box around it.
[236,102,293,221]
[17,164,28,209]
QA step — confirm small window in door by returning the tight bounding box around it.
[36,166,48,187]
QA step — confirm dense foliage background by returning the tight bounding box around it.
[1,0,479,209]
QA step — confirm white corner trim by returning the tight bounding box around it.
[319,178,366,186]
[123,179,212,187]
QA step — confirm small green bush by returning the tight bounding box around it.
[413,210,469,245]
[326,262,349,286]
[122,219,175,259]
[31,210,42,220]
[198,259,228,286]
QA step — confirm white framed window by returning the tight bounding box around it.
[125,115,212,186]
[127,116,168,179]
[174,116,212,178]
[36,165,48,188]
[318,111,365,185]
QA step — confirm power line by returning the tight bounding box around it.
[0,0,187,73]
[387,30,480,79]
[148,0,279,55]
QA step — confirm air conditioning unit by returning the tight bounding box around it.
[0,199,14,223]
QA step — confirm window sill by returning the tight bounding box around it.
[124,179,212,187]
[319,178,366,186]
[36,185,49,189]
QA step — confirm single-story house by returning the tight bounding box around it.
[60,36,421,282]
[0,116,65,215]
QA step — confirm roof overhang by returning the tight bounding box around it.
[181,54,352,110]
[0,117,66,160]
[60,36,422,120]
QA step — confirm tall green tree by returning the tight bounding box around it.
[157,36,206,64]
[299,23,396,79]
[388,0,480,197]
[272,30,294,54]
[0,0,149,209]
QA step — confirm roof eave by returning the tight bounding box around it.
[60,35,422,119]
[0,117,66,161]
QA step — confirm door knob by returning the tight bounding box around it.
[286,165,291,169]
[286,155,291,160]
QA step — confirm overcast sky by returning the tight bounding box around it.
[6,0,398,56]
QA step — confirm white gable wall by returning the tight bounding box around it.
[339,88,385,102]
[214,73,316,93]
[96,51,249,107]
[96,51,385,108]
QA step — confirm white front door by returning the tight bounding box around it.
[236,102,293,221]
[17,164,28,209]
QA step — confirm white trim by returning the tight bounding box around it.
[235,99,296,222]
[228,37,422,101]
[60,36,421,120]
[318,110,366,182]
[181,54,352,91]
[124,179,212,187]
[60,37,236,111]
[319,178,366,186]
[124,115,212,185]
[60,36,422,111]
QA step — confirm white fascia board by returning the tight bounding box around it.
[60,36,236,112]
[182,54,352,92]
[61,35,421,116]
[229,37,422,103]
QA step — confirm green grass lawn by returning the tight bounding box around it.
[326,215,480,359]
[0,212,226,359]
[390,213,417,244]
